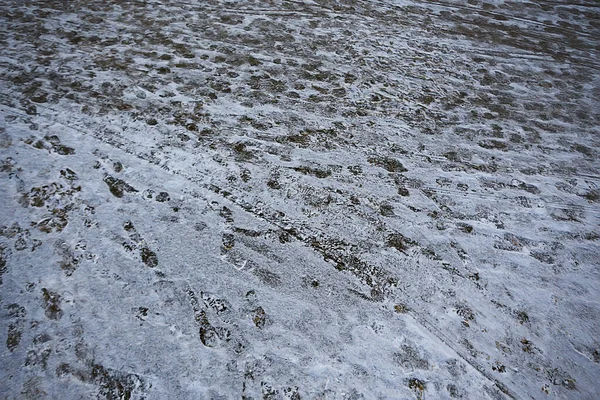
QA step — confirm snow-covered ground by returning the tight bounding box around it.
[1,0,599,398]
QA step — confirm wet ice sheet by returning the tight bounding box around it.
[0,0,599,399]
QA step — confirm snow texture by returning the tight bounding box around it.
[0,0,599,399]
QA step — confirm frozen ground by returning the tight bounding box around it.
[0,0,599,398]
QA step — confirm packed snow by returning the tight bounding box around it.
[1,0,599,398]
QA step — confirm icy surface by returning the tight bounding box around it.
[0,0,599,398]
